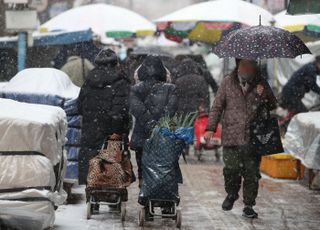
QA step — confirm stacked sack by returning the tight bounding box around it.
[0,99,68,230]
[0,68,82,183]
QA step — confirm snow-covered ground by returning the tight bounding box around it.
[54,152,320,230]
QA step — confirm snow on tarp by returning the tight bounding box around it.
[0,82,8,89]
[284,112,320,170]
[0,98,67,165]
[0,29,93,49]
[0,200,55,230]
[1,68,80,99]
[41,4,155,41]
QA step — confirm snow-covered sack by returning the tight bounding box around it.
[0,68,82,183]
[0,99,68,229]
[284,112,320,170]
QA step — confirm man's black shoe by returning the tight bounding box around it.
[222,194,239,211]
[242,206,258,219]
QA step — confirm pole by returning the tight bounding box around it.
[17,31,27,72]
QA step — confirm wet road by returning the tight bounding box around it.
[54,151,320,230]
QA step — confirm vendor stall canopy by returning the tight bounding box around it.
[287,0,320,15]
[155,0,273,44]
[0,29,93,49]
[40,3,156,41]
[274,10,320,42]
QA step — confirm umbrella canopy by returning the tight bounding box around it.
[274,10,320,42]
[213,26,311,60]
[287,0,320,15]
[155,0,273,44]
[40,4,155,41]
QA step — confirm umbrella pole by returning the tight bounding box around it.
[259,15,261,26]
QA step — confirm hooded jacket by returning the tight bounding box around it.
[281,62,320,100]
[78,49,130,136]
[129,56,177,150]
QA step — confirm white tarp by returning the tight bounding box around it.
[41,4,155,41]
[1,68,80,99]
[0,155,56,190]
[156,0,273,26]
[0,99,67,165]
[0,200,55,230]
[0,82,8,89]
[284,112,320,170]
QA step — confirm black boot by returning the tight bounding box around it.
[222,194,239,211]
[242,206,258,219]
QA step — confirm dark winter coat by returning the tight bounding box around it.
[281,63,320,100]
[206,72,277,147]
[78,49,130,147]
[174,59,210,115]
[129,56,177,150]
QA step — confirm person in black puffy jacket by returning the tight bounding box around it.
[174,58,210,115]
[78,48,130,185]
[129,55,177,186]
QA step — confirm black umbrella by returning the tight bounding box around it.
[213,25,311,60]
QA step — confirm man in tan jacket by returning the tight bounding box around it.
[205,59,277,219]
[61,56,94,87]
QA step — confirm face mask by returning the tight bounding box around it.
[238,73,254,84]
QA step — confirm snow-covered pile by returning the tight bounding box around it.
[0,68,82,183]
[284,111,320,170]
[0,99,68,230]
[1,68,80,99]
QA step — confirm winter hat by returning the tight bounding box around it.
[95,48,119,66]
[138,55,166,82]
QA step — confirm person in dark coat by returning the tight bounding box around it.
[280,56,320,113]
[205,59,277,219]
[78,48,130,185]
[174,58,210,115]
[129,55,177,186]
[175,54,218,94]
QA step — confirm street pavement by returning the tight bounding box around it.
[54,150,320,230]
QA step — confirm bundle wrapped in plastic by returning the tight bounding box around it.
[87,140,134,189]
[0,99,67,229]
[138,113,195,206]
[0,68,82,183]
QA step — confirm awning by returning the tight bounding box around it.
[0,29,93,49]
[287,0,320,15]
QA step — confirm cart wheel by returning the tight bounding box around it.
[176,210,182,229]
[138,208,145,227]
[120,202,126,222]
[86,202,91,220]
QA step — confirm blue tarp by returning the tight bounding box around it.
[0,29,93,49]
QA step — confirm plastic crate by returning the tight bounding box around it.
[260,154,304,179]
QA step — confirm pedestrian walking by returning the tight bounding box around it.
[61,55,94,87]
[205,59,277,218]
[280,56,320,114]
[78,48,130,185]
[174,58,210,116]
[129,55,177,187]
